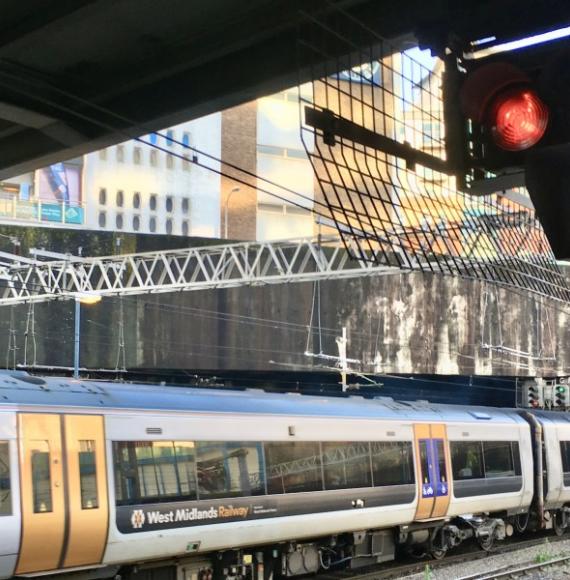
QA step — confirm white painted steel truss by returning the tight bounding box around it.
[0,236,399,305]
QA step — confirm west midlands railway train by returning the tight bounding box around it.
[1,372,570,580]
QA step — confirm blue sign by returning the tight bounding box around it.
[64,205,84,224]
[41,203,63,222]
[40,203,84,225]
[422,482,434,497]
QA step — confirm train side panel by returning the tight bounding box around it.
[0,412,20,580]
[101,411,419,565]
[446,418,533,517]
[540,416,570,509]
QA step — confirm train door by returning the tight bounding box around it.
[16,414,109,574]
[413,424,451,520]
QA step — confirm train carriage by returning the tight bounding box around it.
[0,371,554,580]
[530,411,570,534]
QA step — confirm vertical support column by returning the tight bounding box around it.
[73,298,80,379]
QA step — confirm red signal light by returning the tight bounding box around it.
[488,87,549,151]
[460,61,550,152]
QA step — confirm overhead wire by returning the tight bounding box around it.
[0,62,567,376]
[0,63,356,229]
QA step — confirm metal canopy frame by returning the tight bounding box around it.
[298,5,570,303]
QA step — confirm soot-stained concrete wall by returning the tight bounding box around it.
[2,268,567,377]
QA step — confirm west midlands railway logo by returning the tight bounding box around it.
[131,509,146,529]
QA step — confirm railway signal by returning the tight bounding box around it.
[525,383,543,408]
[449,36,570,259]
[554,384,570,408]
[460,62,550,157]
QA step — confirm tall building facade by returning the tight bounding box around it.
[0,91,319,243]
[85,114,222,239]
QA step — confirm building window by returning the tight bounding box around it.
[181,198,190,214]
[116,214,123,230]
[98,212,106,228]
[99,149,107,161]
[166,129,174,146]
[133,215,140,231]
[149,194,157,211]
[166,154,174,169]
[149,217,156,233]
[149,133,158,145]
[133,147,142,164]
[133,192,141,209]
[165,196,173,213]
[116,190,124,207]
[181,220,189,236]
[165,218,173,235]
[182,156,190,171]
[116,145,124,163]
[99,188,107,205]
[150,150,158,167]
[182,132,191,147]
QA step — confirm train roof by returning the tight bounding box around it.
[529,409,570,425]
[0,371,529,425]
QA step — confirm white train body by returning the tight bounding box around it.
[0,372,565,580]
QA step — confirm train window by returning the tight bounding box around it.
[371,441,415,486]
[451,441,484,480]
[483,441,517,478]
[322,442,372,490]
[31,441,52,513]
[560,441,570,473]
[112,441,198,505]
[79,440,98,509]
[418,441,430,485]
[113,442,140,504]
[435,439,447,483]
[265,442,323,494]
[196,442,265,499]
[174,442,198,497]
[511,442,522,476]
[0,442,10,515]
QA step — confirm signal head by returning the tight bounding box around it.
[489,86,549,151]
[460,61,549,152]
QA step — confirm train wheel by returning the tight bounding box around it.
[514,512,529,534]
[478,533,495,552]
[553,511,566,537]
[430,547,447,560]
[406,545,427,560]
[429,530,447,560]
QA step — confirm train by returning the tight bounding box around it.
[1,371,570,580]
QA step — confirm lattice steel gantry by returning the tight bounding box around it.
[0,236,399,306]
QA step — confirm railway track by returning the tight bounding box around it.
[456,553,570,579]
[316,534,570,580]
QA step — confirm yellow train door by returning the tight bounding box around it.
[16,413,109,574]
[16,414,65,574]
[62,414,109,568]
[413,423,451,521]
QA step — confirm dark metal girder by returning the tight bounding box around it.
[304,107,451,174]
[0,0,568,177]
